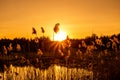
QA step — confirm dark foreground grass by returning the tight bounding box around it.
[0,50,120,80]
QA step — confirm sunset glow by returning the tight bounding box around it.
[0,0,120,39]
[1,1,120,80]
[54,31,67,41]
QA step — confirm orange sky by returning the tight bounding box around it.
[0,0,120,39]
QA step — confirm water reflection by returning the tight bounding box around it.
[0,65,93,80]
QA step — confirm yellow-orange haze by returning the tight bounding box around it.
[0,0,120,39]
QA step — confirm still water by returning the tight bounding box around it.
[0,65,93,80]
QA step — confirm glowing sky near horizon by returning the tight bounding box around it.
[0,0,120,39]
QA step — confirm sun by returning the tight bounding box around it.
[54,31,67,41]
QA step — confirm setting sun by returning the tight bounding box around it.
[54,31,67,41]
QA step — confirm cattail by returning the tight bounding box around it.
[87,45,94,51]
[3,45,7,55]
[95,38,103,46]
[113,36,119,44]
[53,23,60,34]
[76,49,83,59]
[65,50,70,59]
[8,43,13,52]
[112,42,117,52]
[86,45,94,56]
[20,56,26,64]
[110,38,113,42]
[41,27,45,33]
[91,41,95,45]
[58,49,64,56]
[64,50,70,65]
[62,39,71,49]
[81,40,87,48]
[53,23,60,40]
[37,49,43,56]
[16,44,21,51]
[32,27,37,34]
[41,27,45,38]
[35,58,39,63]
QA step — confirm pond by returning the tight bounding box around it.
[0,64,93,80]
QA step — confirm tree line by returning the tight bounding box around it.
[0,33,120,55]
